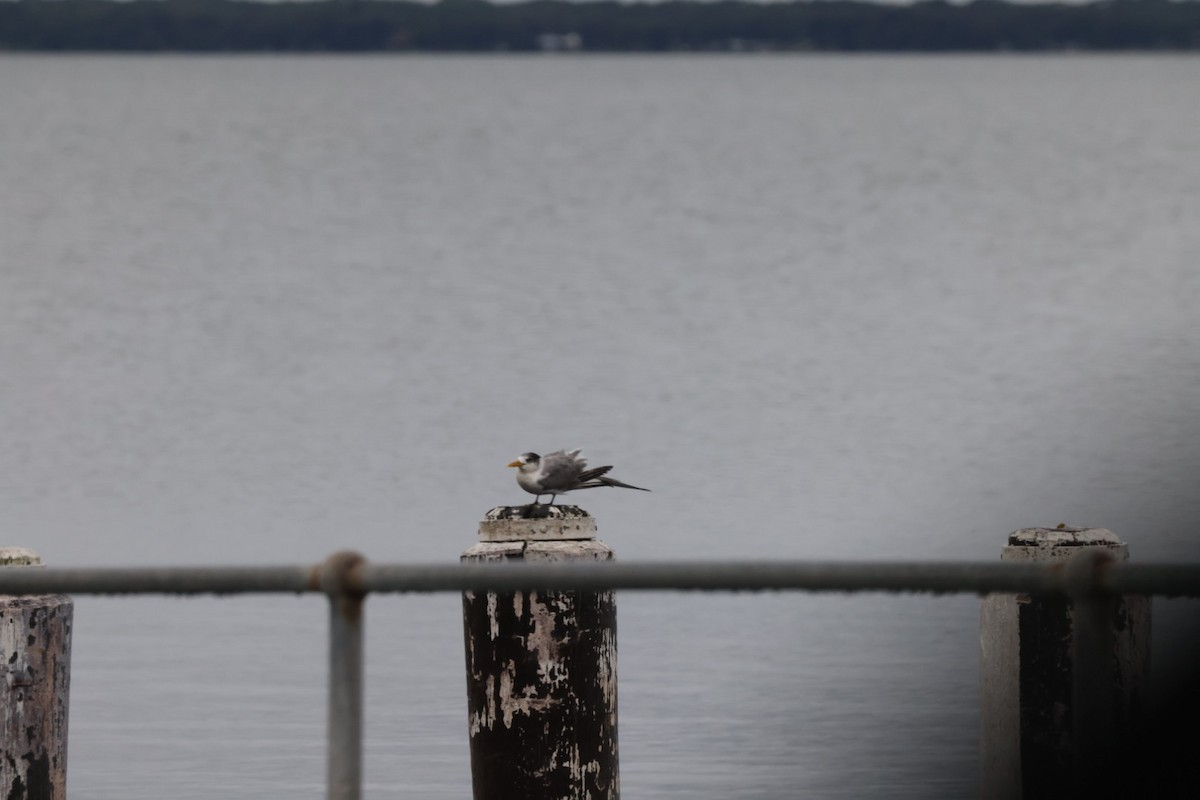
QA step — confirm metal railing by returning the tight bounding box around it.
[4,554,1200,800]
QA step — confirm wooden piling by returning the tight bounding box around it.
[1,547,73,800]
[462,506,618,800]
[979,527,1150,799]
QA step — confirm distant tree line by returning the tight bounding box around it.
[2,0,1199,52]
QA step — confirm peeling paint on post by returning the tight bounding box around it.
[1,547,72,800]
[979,527,1150,800]
[462,506,618,800]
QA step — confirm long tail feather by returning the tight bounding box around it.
[574,476,651,492]
[599,476,651,491]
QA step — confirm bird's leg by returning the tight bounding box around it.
[522,497,542,519]
[546,494,557,507]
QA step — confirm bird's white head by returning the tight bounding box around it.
[507,452,540,471]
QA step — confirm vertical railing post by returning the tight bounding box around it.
[980,527,1150,799]
[320,551,367,800]
[1,547,73,800]
[461,506,619,800]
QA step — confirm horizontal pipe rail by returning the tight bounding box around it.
[1,560,1198,597]
[0,565,316,595]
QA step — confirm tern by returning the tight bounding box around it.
[507,449,650,506]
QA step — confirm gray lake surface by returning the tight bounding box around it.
[2,55,1198,798]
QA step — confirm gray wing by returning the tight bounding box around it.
[538,451,587,491]
[576,465,612,483]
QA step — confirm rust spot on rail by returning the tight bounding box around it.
[317,551,367,624]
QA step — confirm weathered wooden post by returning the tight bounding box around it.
[1,547,72,799]
[462,506,618,800]
[980,527,1150,799]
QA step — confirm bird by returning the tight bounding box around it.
[507,449,650,506]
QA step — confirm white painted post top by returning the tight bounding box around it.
[1002,526,1127,562]
[0,547,42,567]
[479,506,597,542]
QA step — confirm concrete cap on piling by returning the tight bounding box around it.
[1002,526,1128,562]
[479,506,597,542]
[0,547,42,567]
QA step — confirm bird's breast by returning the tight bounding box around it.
[515,471,544,494]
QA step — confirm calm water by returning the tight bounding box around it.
[2,55,1198,798]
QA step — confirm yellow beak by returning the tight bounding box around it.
[507,460,522,468]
